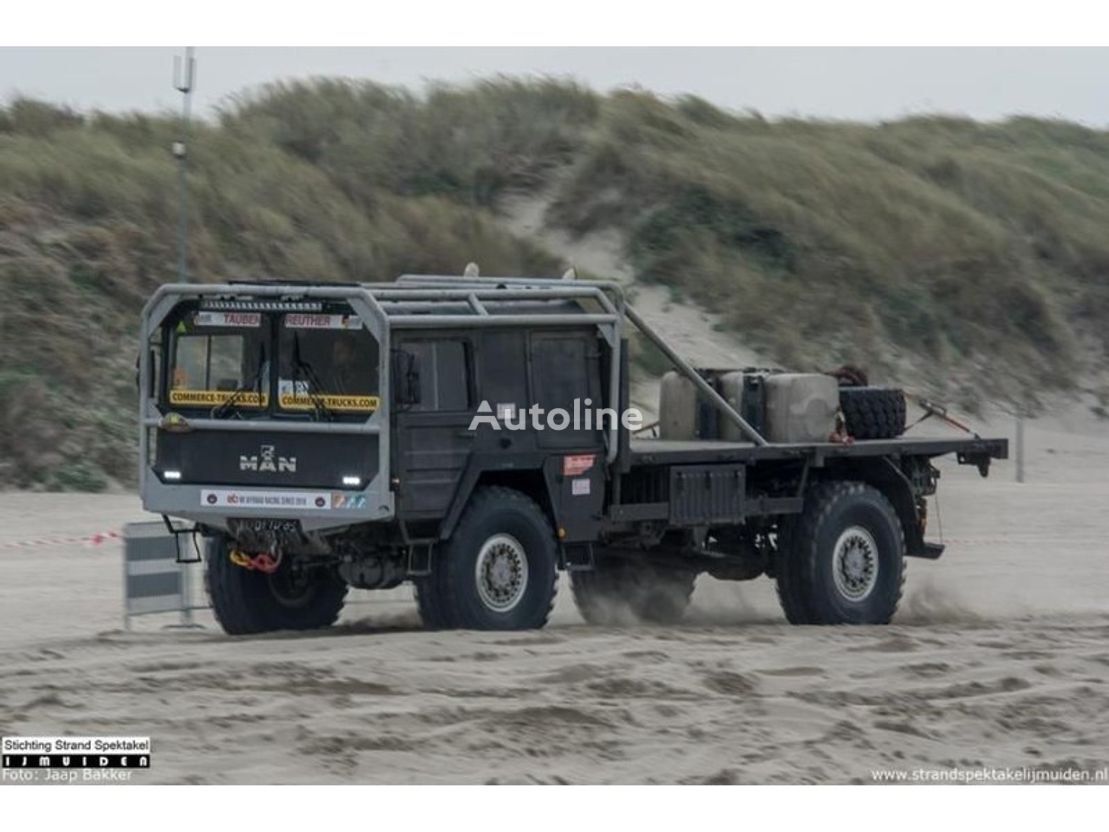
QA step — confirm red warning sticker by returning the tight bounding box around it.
[562,454,595,477]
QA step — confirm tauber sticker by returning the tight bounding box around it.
[284,313,362,330]
[169,389,268,407]
[201,490,332,511]
[279,393,379,412]
[193,311,262,328]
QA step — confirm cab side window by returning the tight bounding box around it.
[529,333,602,448]
[398,340,471,412]
[531,335,589,413]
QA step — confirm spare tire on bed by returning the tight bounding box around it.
[839,386,907,440]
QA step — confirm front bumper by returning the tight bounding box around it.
[142,477,394,533]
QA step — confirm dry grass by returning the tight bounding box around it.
[2,81,1108,487]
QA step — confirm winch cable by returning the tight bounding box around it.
[229,547,282,574]
[229,549,252,569]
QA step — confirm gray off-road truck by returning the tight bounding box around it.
[137,275,1007,634]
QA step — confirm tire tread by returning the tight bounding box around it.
[776,480,905,625]
[840,387,907,440]
[205,537,347,635]
[419,486,558,630]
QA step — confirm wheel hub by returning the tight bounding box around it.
[474,534,529,612]
[832,526,879,601]
[267,564,317,609]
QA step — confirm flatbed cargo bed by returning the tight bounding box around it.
[628,436,1008,466]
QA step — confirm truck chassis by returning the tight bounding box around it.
[137,275,1007,633]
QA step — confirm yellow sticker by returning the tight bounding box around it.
[168,389,269,407]
[279,393,379,412]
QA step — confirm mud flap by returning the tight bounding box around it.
[560,541,595,572]
[907,541,945,560]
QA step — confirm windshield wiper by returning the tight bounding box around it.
[211,342,267,419]
[291,333,335,422]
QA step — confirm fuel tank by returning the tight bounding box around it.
[762,373,838,443]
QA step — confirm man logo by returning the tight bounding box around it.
[240,444,297,473]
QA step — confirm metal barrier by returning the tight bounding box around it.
[122,521,204,629]
[121,523,417,631]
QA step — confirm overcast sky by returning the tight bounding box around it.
[2,47,1108,125]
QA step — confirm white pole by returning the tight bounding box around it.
[1015,413,1025,483]
[173,47,196,284]
[179,558,194,627]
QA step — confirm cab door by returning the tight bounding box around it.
[392,336,476,520]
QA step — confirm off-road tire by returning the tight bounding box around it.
[417,487,558,630]
[205,536,348,635]
[839,386,907,440]
[776,481,905,625]
[413,574,454,630]
[571,556,697,625]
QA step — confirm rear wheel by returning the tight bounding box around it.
[571,556,697,625]
[776,481,905,625]
[417,487,558,630]
[205,536,348,635]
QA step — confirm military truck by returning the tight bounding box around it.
[137,275,1007,634]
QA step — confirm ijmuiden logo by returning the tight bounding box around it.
[2,736,151,783]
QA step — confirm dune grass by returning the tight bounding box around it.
[2,79,1108,488]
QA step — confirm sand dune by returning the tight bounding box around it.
[1,415,1108,784]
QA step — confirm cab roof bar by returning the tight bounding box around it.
[141,276,766,450]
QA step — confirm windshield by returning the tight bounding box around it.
[167,310,268,409]
[277,313,380,413]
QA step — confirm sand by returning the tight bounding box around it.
[1,409,1108,784]
[3,194,1108,782]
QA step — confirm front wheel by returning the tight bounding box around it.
[416,487,558,630]
[776,481,905,625]
[205,536,348,635]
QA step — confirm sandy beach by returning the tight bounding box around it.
[2,411,1108,784]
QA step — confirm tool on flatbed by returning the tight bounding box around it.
[905,392,980,438]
